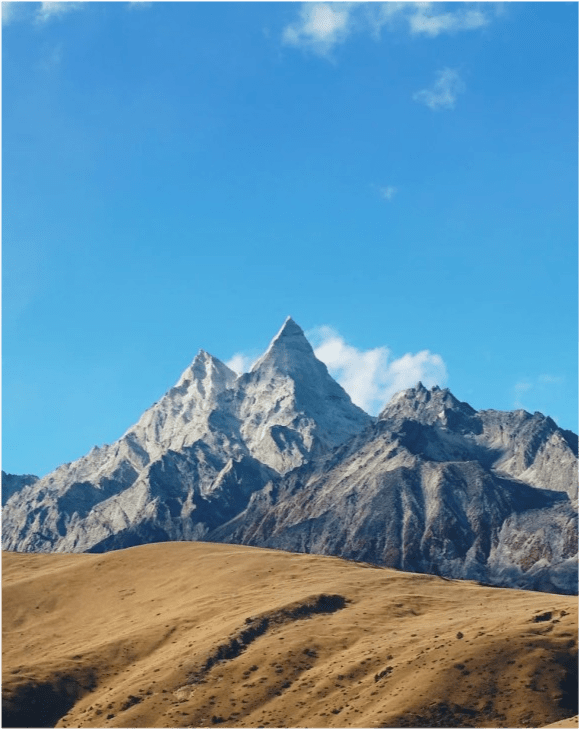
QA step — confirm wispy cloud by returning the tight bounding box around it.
[413,68,465,110]
[408,5,488,36]
[308,325,447,414]
[35,2,85,23]
[283,2,492,56]
[513,374,565,415]
[3,2,152,26]
[380,185,397,202]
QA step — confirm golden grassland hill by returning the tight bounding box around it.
[2,541,577,728]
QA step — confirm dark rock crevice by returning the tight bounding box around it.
[188,593,348,683]
[2,669,97,728]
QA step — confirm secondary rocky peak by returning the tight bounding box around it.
[379,383,476,428]
[177,350,237,392]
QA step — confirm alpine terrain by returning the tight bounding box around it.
[3,318,577,594]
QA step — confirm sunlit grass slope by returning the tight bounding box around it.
[2,542,577,728]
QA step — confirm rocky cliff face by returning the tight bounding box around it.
[3,321,577,594]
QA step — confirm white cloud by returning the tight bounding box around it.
[225,352,257,375]
[408,5,488,37]
[309,326,447,414]
[35,2,84,23]
[380,185,397,201]
[283,2,356,56]
[283,2,492,56]
[413,68,465,110]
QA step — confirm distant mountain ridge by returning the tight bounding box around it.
[3,318,577,594]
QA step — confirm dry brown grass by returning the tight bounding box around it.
[2,541,577,728]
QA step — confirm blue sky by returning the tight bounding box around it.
[3,1,577,477]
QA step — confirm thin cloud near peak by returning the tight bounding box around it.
[226,352,257,375]
[513,374,565,413]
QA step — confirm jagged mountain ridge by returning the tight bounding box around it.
[2,318,370,553]
[380,383,578,498]
[211,385,577,593]
[2,319,577,594]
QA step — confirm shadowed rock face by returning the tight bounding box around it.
[378,384,577,499]
[2,321,577,594]
[1,472,39,506]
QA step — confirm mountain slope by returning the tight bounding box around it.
[380,383,578,498]
[3,542,577,729]
[210,385,578,594]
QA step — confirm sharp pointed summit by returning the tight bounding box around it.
[240,317,372,472]
[276,315,304,338]
[250,316,315,377]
